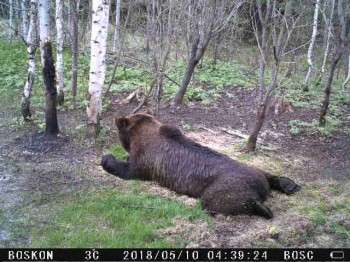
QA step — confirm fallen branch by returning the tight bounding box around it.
[220,127,272,147]
[122,205,160,209]
[220,127,249,140]
[122,91,137,105]
[200,126,219,135]
[132,96,147,114]
[164,74,180,87]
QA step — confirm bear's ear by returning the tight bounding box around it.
[115,116,129,129]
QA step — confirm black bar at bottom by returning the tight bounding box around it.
[0,248,349,261]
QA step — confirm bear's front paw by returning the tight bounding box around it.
[101,154,116,168]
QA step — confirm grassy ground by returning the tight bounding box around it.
[27,186,208,248]
[0,35,349,248]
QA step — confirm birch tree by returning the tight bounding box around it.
[39,0,59,134]
[342,55,350,90]
[70,0,78,97]
[9,0,13,40]
[316,0,335,86]
[21,0,28,37]
[21,0,37,120]
[86,0,110,136]
[56,0,64,104]
[304,0,320,92]
[112,0,121,53]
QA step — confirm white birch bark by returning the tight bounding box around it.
[87,0,110,132]
[342,55,350,90]
[39,0,50,53]
[21,0,37,120]
[70,0,78,97]
[112,0,121,53]
[304,0,320,91]
[21,0,28,37]
[9,0,13,40]
[320,0,335,76]
[56,0,64,104]
[67,0,71,39]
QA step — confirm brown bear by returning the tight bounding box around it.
[101,112,301,219]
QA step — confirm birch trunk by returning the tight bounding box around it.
[86,0,110,136]
[9,0,13,40]
[342,55,350,90]
[304,0,320,92]
[317,0,335,86]
[112,0,121,53]
[56,0,64,105]
[39,0,59,135]
[21,0,37,120]
[70,0,78,97]
[21,0,28,37]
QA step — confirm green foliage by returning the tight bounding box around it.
[288,115,341,138]
[108,68,150,93]
[109,145,128,161]
[162,59,256,104]
[195,61,256,89]
[328,188,344,196]
[30,187,208,247]
[288,127,301,136]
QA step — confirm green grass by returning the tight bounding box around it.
[30,187,209,248]
[109,145,128,160]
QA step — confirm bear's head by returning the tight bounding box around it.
[115,109,158,152]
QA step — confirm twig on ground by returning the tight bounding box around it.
[200,126,219,135]
[122,205,160,209]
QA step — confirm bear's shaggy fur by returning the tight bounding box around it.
[101,112,301,218]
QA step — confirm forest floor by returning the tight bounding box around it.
[0,84,349,248]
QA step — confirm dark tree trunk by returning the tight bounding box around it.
[0,2,5,17]
[70,0,78,97]
[319,49,342,126]
[212,44,219,65]
[212,33,221,65]
[173,58,199,105]
[173,35,210,106]
[285,52,295,78]
[42,41,59,134]
[247,103,267,151]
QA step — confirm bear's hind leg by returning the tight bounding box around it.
[266,175,301,195]
[201,192,273,219]
[245,199,273,219]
